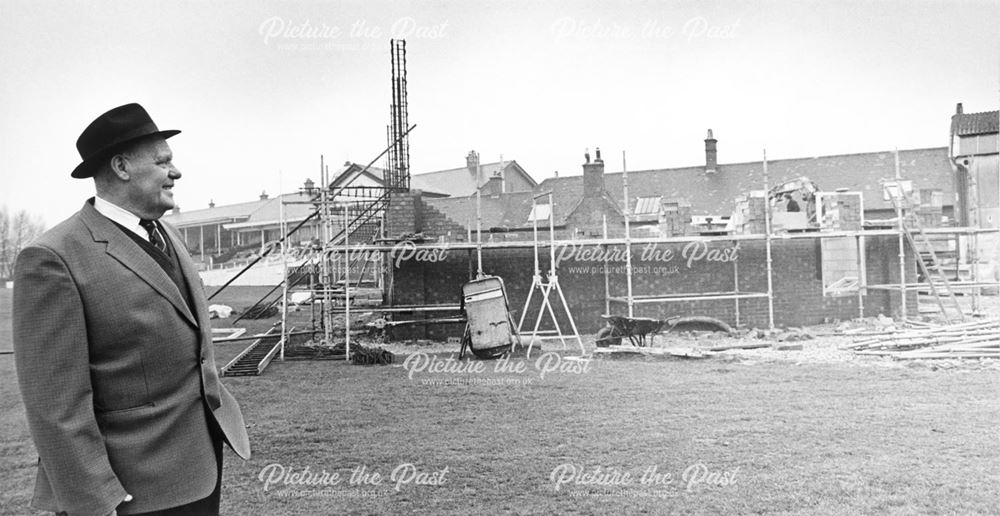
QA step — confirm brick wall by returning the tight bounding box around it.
[386,192,419,238]
[417,196,469,240]
[386,191,468,241]
[387,235,918,337]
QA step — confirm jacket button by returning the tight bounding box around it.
[201,357,206,364]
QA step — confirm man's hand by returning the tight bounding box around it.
[107,494,133,516]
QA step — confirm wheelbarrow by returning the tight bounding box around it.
[595,315,679,348]
[595,314,736,348]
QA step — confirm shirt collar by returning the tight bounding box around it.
[93,196,147,240]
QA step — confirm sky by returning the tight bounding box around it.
[1,0,998,227]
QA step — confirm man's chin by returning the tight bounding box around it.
[153,199,176,218]
[160,193,176,208]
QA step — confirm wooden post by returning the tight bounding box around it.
[603,215,610,315]
[856,233,865,319]
[733,240,740,327]
[280,173,287,362]
[475,152,483,278]
[894,149,907,319]
[763,149,775,330]
[623,151,634,318]
[344,203,351,361]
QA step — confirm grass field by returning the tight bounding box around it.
[0,288,12,354]
[3,286,1000,514]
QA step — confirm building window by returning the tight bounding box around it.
[527,203,552,223]
[633,196,662,216]
[821,236,865,296]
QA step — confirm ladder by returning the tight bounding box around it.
[883,181,965,323]
[220,326,283,376]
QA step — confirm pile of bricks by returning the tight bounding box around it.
[731,191,767,234]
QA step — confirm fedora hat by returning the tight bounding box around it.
[72,103,180,178]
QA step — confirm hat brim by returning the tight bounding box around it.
[71,129,181,179]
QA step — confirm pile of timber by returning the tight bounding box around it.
[845,318,1000,359]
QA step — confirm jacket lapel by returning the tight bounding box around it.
[162,221,212,331]
[161,221,224,410]
[80,201,199,328]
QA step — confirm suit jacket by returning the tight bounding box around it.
[13,200,250,516]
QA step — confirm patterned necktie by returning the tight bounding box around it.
[139,219,167,253]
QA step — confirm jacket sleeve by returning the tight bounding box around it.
[12,245,128,516]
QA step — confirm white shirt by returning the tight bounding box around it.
[93,196,148,240]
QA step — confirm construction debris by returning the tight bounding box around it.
[592,345,710,360]
[349,344,395,365]
[844,318,1000,359]
[208,304,234,319]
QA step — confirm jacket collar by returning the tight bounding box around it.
[79,199,198,328]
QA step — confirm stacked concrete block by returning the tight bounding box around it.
[916,188,943,227]
[820,193,863,231]
[661,199,692,236]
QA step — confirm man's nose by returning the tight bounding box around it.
[168,165,182,179]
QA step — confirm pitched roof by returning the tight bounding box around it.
[952,111,999,137]
[223,192,317,229]
[330,163,387,189]
[536,147,952,217]
[424,191,536,230]
[163,198,270,227]
[410,161,535,197]
[162,192,317,229]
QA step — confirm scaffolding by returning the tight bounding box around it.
[596,148,1000,328]
[231,221,998,356]
[604,150,776,329]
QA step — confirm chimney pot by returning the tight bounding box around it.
[209,199,215,208]
[584,148,591,164]
[260,191,269,200]
[956,102,964,114]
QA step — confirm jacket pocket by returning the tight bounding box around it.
[98,401,155,415]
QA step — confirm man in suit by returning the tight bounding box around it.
[13,103,251,515]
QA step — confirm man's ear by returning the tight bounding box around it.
[109,154,130,181]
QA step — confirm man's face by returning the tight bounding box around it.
[123,137,181,219]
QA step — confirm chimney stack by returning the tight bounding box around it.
[209,199,215,208]
[481,175,504,196]
[583,145,606,199]
[260,191,269,200]
[704,129,718,174]
[956,102,964,114]
[466,150,480,174]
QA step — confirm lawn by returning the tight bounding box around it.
[2,286,1000,514]
[0,288,11,354]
